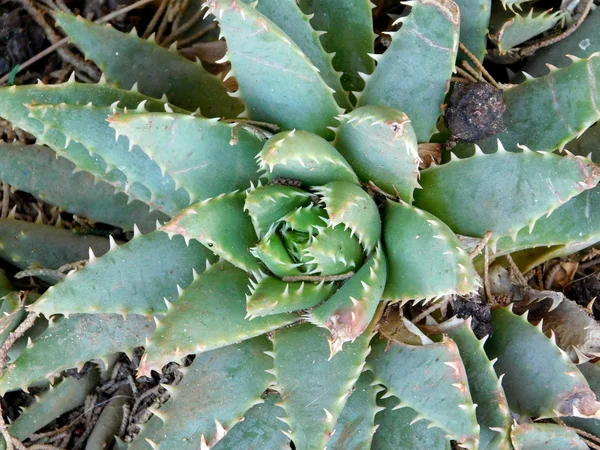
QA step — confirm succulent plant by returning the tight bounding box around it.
[1,0,600,449]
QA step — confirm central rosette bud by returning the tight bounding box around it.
[246,184,364,279]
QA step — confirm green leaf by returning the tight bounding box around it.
[334,105,420,201]
[8,369,100,441]
[31,230,214,317]
[476,53,600,152]
[358,0,459,142]
[271,323,374,449]
[85,385,130,450]
[246,276,336,318]
[520,8,600,77]
[213,393,290,450]
[413,147,600,245]
[367,336,480,449]
[161,192,261,273]
[445,319,512,450]
[490,8,565,54]
[244,185,311,239]
[297,0,375,92]
[0,314,154,394]
[372,396,450,450]
[244,0,352,110]
[258,130,359,186]
[327,371,380,450]
[383,201,477,303]
[485,306,600,417]
[55,13,242,118]
[315,181,381,254]
[109,112,264,205]
[454,0,491,62]
[0,79,178,203]
[139,260,298,375]
[511,423,588,450]
[566,121,600,161]
[0,292,26,345]
[28,104,190,216]
[309,245,386,356]
[0,218,109,282]
[0,143,167,232]
[131,337,274,450]
[494,186,600,271]
[206,0,341,138]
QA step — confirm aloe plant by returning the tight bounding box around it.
[0,0,600,449]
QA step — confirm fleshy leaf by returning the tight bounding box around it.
[55,13,242,117]
[316,181,381,253]
[303,226,364,275]
[258,130,359,186]
[109,112,264,205]
[161,192,261,273]
[454,0,491,62]
[413,147,600,245]
[212,393,290,450]
[245,0,352,109]
[0,270,11,298]
[31,230,214,317]
[250,234,303,278]
[85,385,130,450]
[0,314,154,394]
[206,0,341,138]
[28,104,190,216]
[271,323,374,449]
[131,337,273,450]
[477,53,600,152]
[494,186,600,269]
[8,369,100,442]
[139,260,298,375]
[327,371,381,450]
[309,245,386,356]
[445,319,512,450]
[0,292,26,345]
[297,0,375,92]
[244,185,311,238]
[510,423,588,450]
[358,0,459,142]
[0,143,166,232]
[490,8,565,54]
[0,218,109,282]
[366,336,480,449]
[246,276,336,318]
[371,395,450,450]
[0,79,178,203]
[383,201,477,303]
[485,306,600,418]
[334,105,420,201]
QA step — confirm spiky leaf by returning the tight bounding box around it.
[109,112,264,205]
[358,0,459,142]
[0,271,11,298]
[334,105,420,201]
[271,323,374,449]
[258,130,359,186]
[0,314,154,393]
[367,336,480,449]
[139,261,298,375]
[383,201,477,302]
[131,337,274,450]
[510,423,588,450]
[55,13,242,117]
[206,0,341,138]
[8,369,100,441]
[245,0,351,109]
[485,306,600,417]
[31,231,214,317]
[161,192,261,273]
[28,104,189,215]
[297,0,375,92]
[413,147,600,244]
[477,53,600,152]
[454,0,491,62]
[0,144,166,232]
